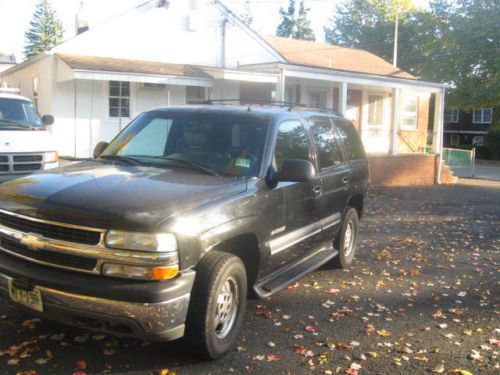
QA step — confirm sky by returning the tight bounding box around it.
[0,0,429,62]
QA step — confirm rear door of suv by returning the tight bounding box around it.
[308,116,351,242]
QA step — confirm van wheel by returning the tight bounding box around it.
[332,208,359,268]
[185,251,247,359]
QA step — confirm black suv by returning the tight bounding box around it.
[0,104,368,359]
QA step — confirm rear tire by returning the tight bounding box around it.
[332,207,359,269]
[185,251,247,360]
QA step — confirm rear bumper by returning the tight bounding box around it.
[0,268,195,341]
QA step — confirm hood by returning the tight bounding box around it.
[0,130,57,153]
[0,161,247,231]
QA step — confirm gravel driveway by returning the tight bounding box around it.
[1,179,499,375]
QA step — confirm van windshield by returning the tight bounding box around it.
[0,98,43,130]
[101,111,270,177]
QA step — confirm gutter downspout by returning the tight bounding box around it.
[221,18,228,68]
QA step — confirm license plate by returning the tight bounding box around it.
[8,280,44,312]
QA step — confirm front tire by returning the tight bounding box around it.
[332,207,359,268]
[185,251,247,359]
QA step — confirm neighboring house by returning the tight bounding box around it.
[0,53,16,73]
[0,0,448,186]
[443,108,495,147]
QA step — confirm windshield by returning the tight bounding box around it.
[101,111,270,177]
[0,98,43,130]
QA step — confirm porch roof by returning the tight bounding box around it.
[265,36,415,80]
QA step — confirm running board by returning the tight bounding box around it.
[253,244,338,298]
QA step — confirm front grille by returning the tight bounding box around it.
[0,212,102,246]
[0,153,44,174]
[13,155,43,162]
[13,163,42,171]
[0,236,97,271]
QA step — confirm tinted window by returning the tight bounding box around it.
[0,98,43,129]
[274,120,312,172]
[309,116,343,169]
[334,119,366,161]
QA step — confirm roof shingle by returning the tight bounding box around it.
[265,36,416,80]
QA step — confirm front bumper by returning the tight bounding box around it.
[0,268,195,341]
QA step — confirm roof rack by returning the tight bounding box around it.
[204,99,343,117]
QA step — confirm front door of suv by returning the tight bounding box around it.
[264,119,324,274]
[308,116,351,243]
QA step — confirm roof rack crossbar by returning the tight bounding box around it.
[204,99,343,117]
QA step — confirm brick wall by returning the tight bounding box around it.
[368,154,438,186]
[397,94,431,154]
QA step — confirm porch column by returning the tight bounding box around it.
[276,68,286,101]
[338,82,347,115]
[433,89,445,154]
[389,88,400,155]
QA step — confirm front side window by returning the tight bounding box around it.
[109,81,130,118]
[0,98,43,130]
[401,95,418,130]
[334,119,365,161]
[274,120,313,172]
[101,111,269,177]
[473,108,493,124]
[309,116,343,169]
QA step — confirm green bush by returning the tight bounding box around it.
[485,127,500,160]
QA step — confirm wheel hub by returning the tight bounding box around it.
[214,276,239,339]
[343,220,354,257]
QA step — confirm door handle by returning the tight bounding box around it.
[312,185,322,195]
[342,176,349,184]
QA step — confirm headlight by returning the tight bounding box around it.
[44,151,58,163]
[105,230,177,252]
[102,263,179,280]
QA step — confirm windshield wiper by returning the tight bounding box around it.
[99,155,142,166]
[0,120,32,129]
[148,156,220,177]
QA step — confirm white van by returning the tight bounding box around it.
[0,89,58,182]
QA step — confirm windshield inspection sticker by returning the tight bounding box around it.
[234,158,251,168]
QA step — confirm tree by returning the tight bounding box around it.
[24,0,64,59]
[276,0,316,41]
[324,0,500,109]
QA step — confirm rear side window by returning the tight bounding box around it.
[274,120,313,172]
[334,119,366,161]
[309,116,343,169]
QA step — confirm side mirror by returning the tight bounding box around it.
[42,115,54,126]
[93,141,109,159]
[276,159,315,182]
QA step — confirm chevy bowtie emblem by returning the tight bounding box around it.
[20,233,45,251]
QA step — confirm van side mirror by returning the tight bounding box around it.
[93,142,109,159]
[42,115,54,126]
[275,159,315,182]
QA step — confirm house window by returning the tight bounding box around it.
[472,108,493,124]
[472,135,484,146]
[308,89,327,108]
[109,81,130,118]
[401,95,418,130]
[186,86,205,104]
[444,109,459,123]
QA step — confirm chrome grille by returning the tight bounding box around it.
[0,212,102,246]
[0,153,44,174]
[0,236,97,271]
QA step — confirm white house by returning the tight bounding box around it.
[0,0,450,186]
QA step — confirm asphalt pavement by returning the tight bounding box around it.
[1,179,499,375]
